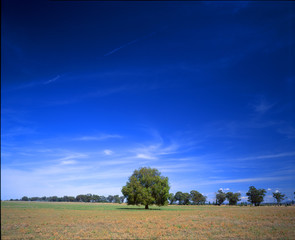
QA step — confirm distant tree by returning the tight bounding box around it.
[113,195,121,203]
[21,196,29,201]
[168,193,175,205]
[120,196,125,204]
[216,190,226,206]
[225,192,241,205]
[30,197,40,201]
[76,195,87,202]
[100,196,107,202]
[92,195,101,202]
[86,194,93,202]
[68,196,75,202]
[61,196,74,202]
[246,186,266,206]
[107,195,114,203]
[51,196,58,202]
[273,192,286,205]
[121,167,170,209]
[174,191,184,205]
[182,193,191,205]
[190,190,207,205]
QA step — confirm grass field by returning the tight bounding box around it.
[1,201,295,239]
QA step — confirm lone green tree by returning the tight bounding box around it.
[121,167,170,209]
[215,190,226,205]
[273,191,286,205]
[226,192,241,205]
[246,186,266,206]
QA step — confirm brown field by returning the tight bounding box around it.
[1,201,295,239]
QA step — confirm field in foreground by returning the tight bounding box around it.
[1,201,295,239]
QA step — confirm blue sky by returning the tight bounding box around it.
[1,0,295,202]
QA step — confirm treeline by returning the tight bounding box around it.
[10,194,125,203]
[10,186,294,206]
[168,190,242,206]
[168,186,294,206]
[168,190,207,205]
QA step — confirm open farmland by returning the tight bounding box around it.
[1,201,295,239]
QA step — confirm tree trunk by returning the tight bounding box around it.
[145,205,149,209]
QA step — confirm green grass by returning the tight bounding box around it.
[1,201,213,211]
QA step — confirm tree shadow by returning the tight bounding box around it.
[117,207,161,211]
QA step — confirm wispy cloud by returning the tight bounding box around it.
[236,152,295,161]
[103,149,113,156]
[104,32,156,57]
[251,98,275,114]
[15,75,62,90]
[43,75,61,85]
[199,176,294,185]
[1,130,200,199]
[277,126,295,139]
[74,134,122,141]
[58,153,88,162]
[2,127,294,200]
[47,86,128,106]
[136,153,156,160]
[2,126,36,138]
[131,142,179,160]
[60,160,78,165]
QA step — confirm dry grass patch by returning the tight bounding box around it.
[1,202,295,239]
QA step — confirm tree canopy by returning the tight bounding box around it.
[190,190,207,205]
[246,186,266,206]
[273,192,286,205]
[225,192,241,205]
[216,190,226,205]
[121,167,170,209]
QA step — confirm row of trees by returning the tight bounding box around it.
[166,188,286,206]
[216,187,288,206]
[168,191,207,205]
[121,167,293,209]
[16,187,289,206]
[13,167,292,209]
[15,194,125,203]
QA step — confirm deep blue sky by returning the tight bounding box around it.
[1,0,295,202]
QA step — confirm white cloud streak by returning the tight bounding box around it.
[74,134,122,141]
[251,98,275,114]
[15,75,61,90]
[198,176,294,186]
[236,152,295,161]
[43,75,61,85]
[103,149,113,155]
[60,160,78,165]
[104,32,156,57]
